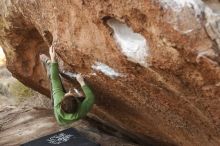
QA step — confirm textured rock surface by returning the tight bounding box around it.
[1,0,220,145]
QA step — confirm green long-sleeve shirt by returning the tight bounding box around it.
[50,62,95,125]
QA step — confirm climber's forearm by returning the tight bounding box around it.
[82,85,95,101]
[77,85,95,117]
[50,62,65,106]
[51,63,59,79]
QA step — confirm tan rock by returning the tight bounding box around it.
[1,0,220,145]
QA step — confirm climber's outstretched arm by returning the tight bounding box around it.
[76,74,95,118]
[49,46,65,106]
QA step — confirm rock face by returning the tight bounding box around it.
[0,0,220,145]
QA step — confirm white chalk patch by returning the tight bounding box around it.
[196,50,217,63]
[92,62,123,79]
[205,7,220,24]
[179,29,194,34]
[159,0,205,16]
[107,19,149,67]
[216,82,220,87]
[90,72,97,76]
[196,50,209,63]
[173,26,194,34]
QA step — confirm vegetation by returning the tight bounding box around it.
[9,80,34,102]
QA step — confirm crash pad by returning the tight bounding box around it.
[21,128,100,146]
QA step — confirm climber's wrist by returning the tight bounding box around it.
[79,81,86,87]
[51,58,57,63]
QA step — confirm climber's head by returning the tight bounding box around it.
[60,91,79,113]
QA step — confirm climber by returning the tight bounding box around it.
[40,45,95,125]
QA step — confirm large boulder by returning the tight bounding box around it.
[1,0,220,145]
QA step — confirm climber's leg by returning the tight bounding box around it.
[40,54,51,77]
[40,54,54,105]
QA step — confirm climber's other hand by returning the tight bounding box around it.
[76,73,85,86]
[49,45,56,62]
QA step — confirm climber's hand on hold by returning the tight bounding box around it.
[49,45,56,63]
[76,73,85,87]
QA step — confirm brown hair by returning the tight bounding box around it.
[60,95,78,113]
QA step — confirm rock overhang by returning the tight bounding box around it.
[0,0,220,145]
